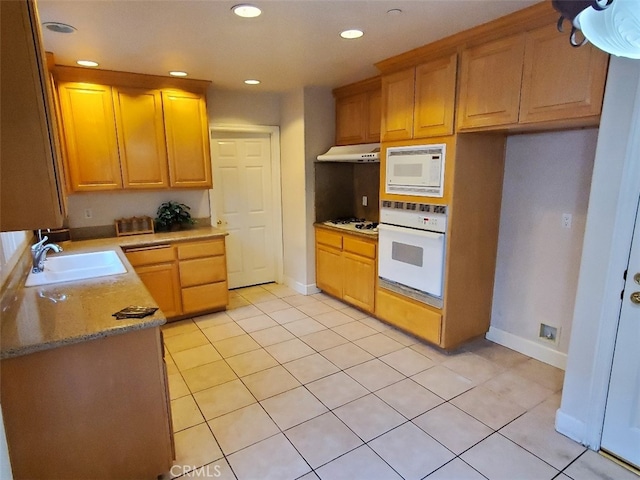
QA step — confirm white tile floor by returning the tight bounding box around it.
[162,284,638,480]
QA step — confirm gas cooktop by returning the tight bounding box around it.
[323,218,378,235]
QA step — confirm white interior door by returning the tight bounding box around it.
[210,133,276,289]
[601,196,640,469]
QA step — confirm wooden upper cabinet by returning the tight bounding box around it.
[457,26,608,131]
[54,67,212,192]
[519,24,608,124]
[1,0,66,231]
[57,82,123,191]
[162,90,212,188]
[366,89,381,143]
[381,68,415,141]
[113,87,169,189]
[334,77,381,145]
[414,53,457,138]
[457,34,526,130]
[335,92,367,145]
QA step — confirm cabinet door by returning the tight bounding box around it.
[519,24,608,124]
[113,87,169,189]
[135,262,182,318]
[1,0,66,230]
[316,244,342,298]
[182,282,228,314]
[414,54,457,138]
[381,68,415,141]
[342,252,375,313]
[366,89,381,143]
[162,91,212,188]
[457,35,526,130]
[57,82,123,191]
[335,93,367,145]
[179,256,226,287]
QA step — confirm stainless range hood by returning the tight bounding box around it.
[316,143,380,163]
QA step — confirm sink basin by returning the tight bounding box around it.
[25,250,127,287]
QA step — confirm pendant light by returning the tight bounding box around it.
[553,0,640,58]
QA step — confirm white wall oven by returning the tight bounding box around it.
[385,144,445,197]
[378,201,447,309]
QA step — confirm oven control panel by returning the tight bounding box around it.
[380,201,447,234]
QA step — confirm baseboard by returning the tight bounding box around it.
[283,276,320,296]
[486,326,567,370]
[555,408,587,445]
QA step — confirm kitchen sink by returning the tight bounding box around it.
[25,250,127,287]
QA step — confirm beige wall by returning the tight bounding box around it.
[489,129,597,367]
[280,89,307,291]
[207,88,281,126]
[303,87,335,285]
[279,86,334,292]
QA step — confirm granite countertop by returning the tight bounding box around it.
[0,226,227,360]
[314,222,379,240]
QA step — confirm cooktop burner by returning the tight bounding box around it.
[323,218,378,235]
[328,217,365,225]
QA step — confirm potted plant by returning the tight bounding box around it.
[154,201,196,231]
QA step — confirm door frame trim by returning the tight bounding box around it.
[209,123,284,285]
[555,57,640,454]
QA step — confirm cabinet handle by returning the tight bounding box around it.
[124,244,171,253]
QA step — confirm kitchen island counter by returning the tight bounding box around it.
[0,225,227,359]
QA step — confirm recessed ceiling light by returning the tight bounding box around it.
[244,79,260,85]
[232,4,261,18]
[387,8,403,16]
[169,71,188,77]
[42,22,76,34]
[76,60,98,67]
[340,29,364,39]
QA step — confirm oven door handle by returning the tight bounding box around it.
[377,223,445,239]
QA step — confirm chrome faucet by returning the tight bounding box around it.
[31,235,63,273]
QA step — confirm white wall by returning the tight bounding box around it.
[0,230,27,480]
[489,129,597,369]
[556,57,640,449]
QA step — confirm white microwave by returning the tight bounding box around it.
[385,144,445,197]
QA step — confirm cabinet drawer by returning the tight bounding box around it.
[182,281,228,314]
[343,236,376,259]
[375,287,441,345]
[316,229,343,249]
[177,239,224,260]
[125,245,175,266]
[179,256,226,287]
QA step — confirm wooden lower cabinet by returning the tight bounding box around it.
[135,262,182,318]
[177,238,228,315]
[125,244,182,318]
[1,327,173,480]
[375,287,442,345]
[125,236,228,320]
[316,243,343,299]
[315,226,376,313]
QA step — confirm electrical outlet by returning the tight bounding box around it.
[84,209,93,219]
[562,213,572,229]
[362,196,368,207]
[539,323,559,345]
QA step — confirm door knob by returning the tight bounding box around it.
[634,272,640,285]
[631,291,640,305]
[217,220,222,225]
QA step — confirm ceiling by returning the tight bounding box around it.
[37,0,541,93]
